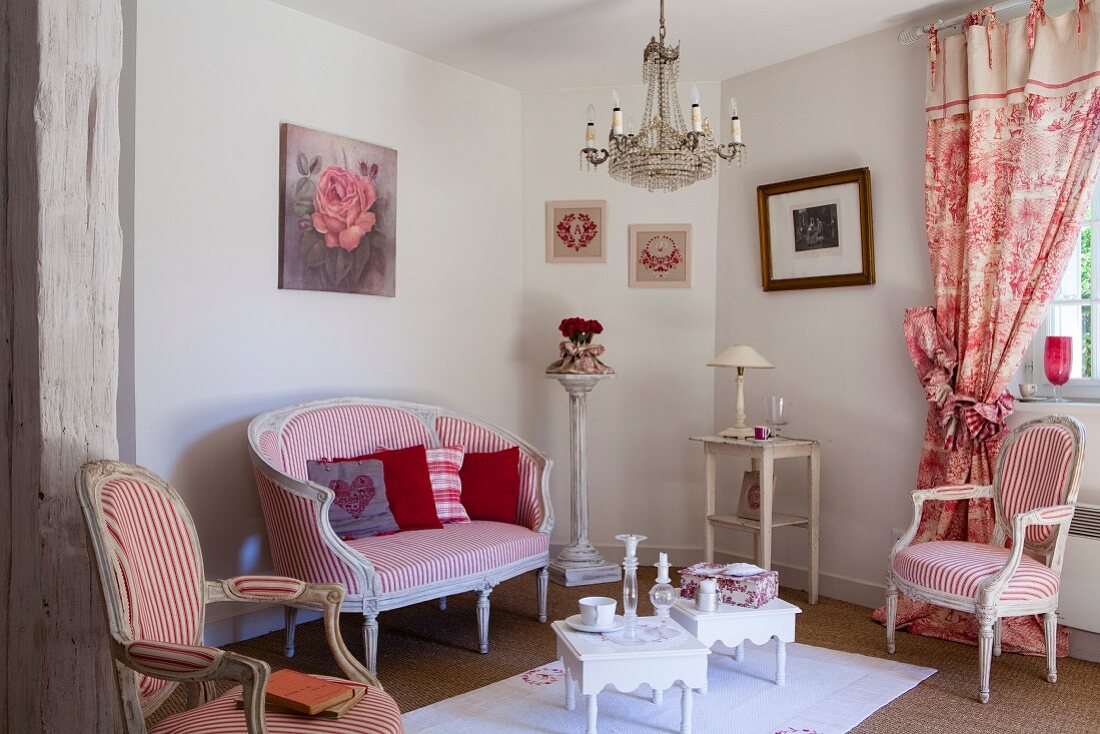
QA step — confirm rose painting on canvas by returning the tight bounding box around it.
[279,123,397,296]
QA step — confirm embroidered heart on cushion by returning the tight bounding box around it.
[329,475,377,519]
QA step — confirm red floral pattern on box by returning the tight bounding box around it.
[679,563,779,608]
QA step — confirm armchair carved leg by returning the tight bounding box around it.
[284,606,298,658]
[885,581,898,654]
[977,606,995,704]
[537,566,549,623]
[1044,611,1058,684]
[363,609,379,675]
[993,618,1002,657]
[477,587,493,654]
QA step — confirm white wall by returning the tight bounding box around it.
[519,83,720,559]
[715,28,934,601]
[132,0,524,594]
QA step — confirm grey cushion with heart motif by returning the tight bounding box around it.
[306,458,400,540]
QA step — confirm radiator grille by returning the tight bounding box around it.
[1069,503,1100,541]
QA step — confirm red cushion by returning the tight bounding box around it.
[347,446,442,531]
[459,447,521,524]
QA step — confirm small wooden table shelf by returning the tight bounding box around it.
[690,435,820,604]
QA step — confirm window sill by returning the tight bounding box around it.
[1014,398,1100,414]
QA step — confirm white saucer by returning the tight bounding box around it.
[1018,396,1048,403]
[564,614,626,633]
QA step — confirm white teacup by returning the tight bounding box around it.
[578,596,617,627]
[1019,383,1038,399]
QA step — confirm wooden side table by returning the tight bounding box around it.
[690,435,820,604]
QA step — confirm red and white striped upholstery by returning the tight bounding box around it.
[224,575,306,601]
[997,424,1075,546]
[99,477,204,705]
[254,468,367,595]
[279,404,433,480]
[435,415,544,531]
[425,445,469,524]
[893,540,1061,602]
[126,641,222,676]
[149,676,402,734]
[347,521,550,593]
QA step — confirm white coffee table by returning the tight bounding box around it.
[669,596,801,686]
[552,617,710,734]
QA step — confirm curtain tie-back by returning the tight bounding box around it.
[903,307,1014,452]
[1028,0,1048,50]
[935,391,1015,451]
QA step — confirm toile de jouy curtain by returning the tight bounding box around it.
[876,0,1100,655]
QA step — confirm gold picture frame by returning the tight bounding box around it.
[757,167,874,291]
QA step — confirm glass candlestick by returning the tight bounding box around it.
[649,551,676,623]
[615,534,647,646]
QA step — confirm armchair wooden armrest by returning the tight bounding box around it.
[890,485,995,558]
[977,504,1075,604]
[117,639,271,734]
[206,576,379,688]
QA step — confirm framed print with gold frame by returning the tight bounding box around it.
[757,168,874,291]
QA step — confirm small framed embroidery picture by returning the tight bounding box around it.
[629,223,691,288]
[546,200,607,263]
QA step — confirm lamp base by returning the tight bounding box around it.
[719,425,753,439]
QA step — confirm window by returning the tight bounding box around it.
[1027,185,1100,398]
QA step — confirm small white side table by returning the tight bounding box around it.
[552,618,710,734]
[690,434,820,603]
[669,597,801,686]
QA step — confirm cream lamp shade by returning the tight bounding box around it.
[708,345,773,438]
[708,345,774,370]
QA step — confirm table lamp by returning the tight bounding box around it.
[708,345,773,438]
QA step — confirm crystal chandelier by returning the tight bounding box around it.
[580,0,745,192]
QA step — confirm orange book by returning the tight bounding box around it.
[264,669,355,715]
[237,683,366,720]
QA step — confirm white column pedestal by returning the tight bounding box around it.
[546,373,621,586]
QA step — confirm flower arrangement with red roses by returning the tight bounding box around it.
[559,317,603,346]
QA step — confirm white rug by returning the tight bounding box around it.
[403,641,935,734]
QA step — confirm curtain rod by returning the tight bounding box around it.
[898,0,1037,44]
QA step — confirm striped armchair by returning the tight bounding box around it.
[886,415,1085,703]
[77,460,402,734]
[247,397,554,674]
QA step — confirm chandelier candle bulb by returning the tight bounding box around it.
[612,90,624,135]
[690,84,702,133]
[586,104,596,148]
[730,97,742,144]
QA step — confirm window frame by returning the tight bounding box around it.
[1027,190,1100,400]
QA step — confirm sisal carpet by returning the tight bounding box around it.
[152,568,1100,733]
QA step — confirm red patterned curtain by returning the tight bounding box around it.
[876,2,1100,654]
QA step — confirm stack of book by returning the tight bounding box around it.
[236,669,366,720]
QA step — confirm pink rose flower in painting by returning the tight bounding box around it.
[311,166,377,251]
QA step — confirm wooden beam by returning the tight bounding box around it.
[2,0,125,730]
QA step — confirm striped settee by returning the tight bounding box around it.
[248,397,554,673]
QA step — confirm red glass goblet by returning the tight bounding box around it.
[1044,336,1072,403]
